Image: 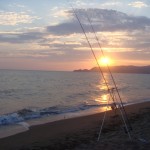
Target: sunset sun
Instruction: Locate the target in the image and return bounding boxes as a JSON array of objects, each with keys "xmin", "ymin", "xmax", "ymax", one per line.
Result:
[{"xmin": 99, "ymin": 57, "xmax": 111, "ymax": 66}]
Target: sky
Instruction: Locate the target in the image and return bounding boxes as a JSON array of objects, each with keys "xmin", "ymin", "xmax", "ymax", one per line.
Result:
[{"xmin": 0, "ymin": 0, "xmax": 150, "ymax": 71}]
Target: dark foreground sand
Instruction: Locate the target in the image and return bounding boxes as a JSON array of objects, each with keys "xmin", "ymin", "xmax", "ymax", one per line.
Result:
[{"xmin": 0, "ymin": 101, "xmax": 150, "ymax": 150}]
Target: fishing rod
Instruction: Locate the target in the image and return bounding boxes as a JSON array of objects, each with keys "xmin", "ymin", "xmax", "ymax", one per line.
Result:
[
  {"xmin": 70, "ymin": 5, "xmax": 132, "ymax": 140},
  {"xmin": 85, "ymin": 13, "xmax": 132, "ymax": 132},
  {"xmin": 84, "ymin": 11, "xmax": 132, "ymax": 139}
]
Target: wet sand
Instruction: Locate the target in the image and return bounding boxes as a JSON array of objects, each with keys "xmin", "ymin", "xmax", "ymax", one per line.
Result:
[{"xmin": 0, "ymin": 101, "xmax": 150, "ymax": 150}]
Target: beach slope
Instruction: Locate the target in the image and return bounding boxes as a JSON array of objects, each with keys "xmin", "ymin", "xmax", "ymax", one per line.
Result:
[{"xmin": 0, "ymin": 102, "xmax": 150, "ymax": 150}]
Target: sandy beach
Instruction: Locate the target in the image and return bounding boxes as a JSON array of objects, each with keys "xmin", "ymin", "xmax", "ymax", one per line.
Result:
[{"xmin": 0, "ymin": 101, "xmax": 150, "ymax": 150}]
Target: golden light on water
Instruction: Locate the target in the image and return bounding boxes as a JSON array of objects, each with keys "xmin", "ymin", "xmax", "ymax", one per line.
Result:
[
  {"xmin": 99, "ymin": 105, "xmax": 111, "ymax": 112},
  {"xmin": 95, "ymin": 94, "xmax": 112, "ymax": 112},
  {"xmin": 95, "ymin": 94, "xmax": 109, "ymax": 104},
  {"xmin": 95, "ymin": 73, "xmax": 113, "ymax": 112},
  {"xmin": 102, "ymin": 94, "xmax": 108, "ymax": 102}
]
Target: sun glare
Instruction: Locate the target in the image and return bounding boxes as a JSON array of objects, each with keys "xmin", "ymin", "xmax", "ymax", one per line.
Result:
[{"xmin": 99, "ymin": 57, "xmax": 111, "ymax": 66}]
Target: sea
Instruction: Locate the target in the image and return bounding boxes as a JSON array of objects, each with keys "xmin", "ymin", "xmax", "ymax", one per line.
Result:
[{"xmin": 0, "ymin": 69, "xmax": 150, "ymax": 138}]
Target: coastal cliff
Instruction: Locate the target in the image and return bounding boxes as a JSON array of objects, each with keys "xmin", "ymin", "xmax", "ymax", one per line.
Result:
[{"xmin": 74, "ymin": 66, "xmax": 150, "ymax": 74}]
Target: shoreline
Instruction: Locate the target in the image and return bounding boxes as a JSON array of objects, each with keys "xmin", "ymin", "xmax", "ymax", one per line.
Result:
[
  {"xmin": 0, "ymin": 101, "xmax": 150, "ymax": 149},
  {"xmin": 0, "ymin": 100, "xmax": 149, "ymax": 139}
]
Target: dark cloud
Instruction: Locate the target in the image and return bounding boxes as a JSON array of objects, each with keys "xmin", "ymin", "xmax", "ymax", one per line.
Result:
[
  {"xmin": 117, "ymin": 31, "xmax": 150, "ymax": 50},
  {"xmin": 47, "ymin": 9, "xmax": 150, "ymax": 35},
  {"xmin": 0, "ymin": 32, "xmax": 45, "ymax": 43},
  {"xmin": 47, "ymin": 21, "xmax": 83, "ymax": 35}
]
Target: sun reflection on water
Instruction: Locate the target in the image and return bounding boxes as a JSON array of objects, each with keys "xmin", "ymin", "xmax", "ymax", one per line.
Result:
[
  {"xmin": 94, "ymin": 73, "xmax": 113, "ymax": 112},
  {"xmin": 95, "ymin": 94, "xmax": 112, "ymax": 111},
  {"xmin": 100, "ymin": 105, "xmax": 112, "ymax": 112},
  {"xmin": 95, "ymin": 94, "xmax": 109, "ymax": 104}
]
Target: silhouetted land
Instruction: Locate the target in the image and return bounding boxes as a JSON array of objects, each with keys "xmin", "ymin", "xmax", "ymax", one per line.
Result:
[{"xmin": 74, "ymin": 66, "xmax": 150, "ymax": 74}]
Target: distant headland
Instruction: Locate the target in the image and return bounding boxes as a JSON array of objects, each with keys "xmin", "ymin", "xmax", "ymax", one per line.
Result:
[{"xmin": 73, "ymin": 66, "xmax": 150, "ymax": 74}]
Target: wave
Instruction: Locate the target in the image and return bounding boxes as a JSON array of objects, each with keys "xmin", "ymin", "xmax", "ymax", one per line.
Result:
[{"xmin": 0, "ymin": 103, "xmax": 107, "ymax": 126}]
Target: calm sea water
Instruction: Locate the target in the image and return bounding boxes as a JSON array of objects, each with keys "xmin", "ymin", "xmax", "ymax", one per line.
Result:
[{"xmin": 0, "ymin": 70, "xmax": 150, "ymax": 137}]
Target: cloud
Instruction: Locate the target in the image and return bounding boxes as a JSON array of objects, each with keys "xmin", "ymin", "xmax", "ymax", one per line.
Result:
[
  {"xmin": 128, "ymin": 1, "xmax": 148, "ymax": 8},
  {"xmin": 0, "ymin": 41, "xmax": 65, "ymax": 59},
  {"xmin": 47, "ymin": 21, "xmax": 84, "ymax": 35},
  {"xmin": 9, "ymin": 3, "xmax": 26, "ymax": 8},
  {"xmin": 122, "ymin": 30, "xmax": 150, "ymax": 50},
  {"xmin": 0, "ymin": 31, "xmax": 45, "ymax": 43},
  {"xmin": 2, "ymin": 9, "xmax": 150, "ymax": 48},
  {"xmin": 100, "ymin": 1, "xmax": 122, "ymax": 7},
  {"xmin": 72, "ymin": 0, "xmax": 87, "ymax": 7},
  {"xmin": 46, "ymin": 8, "xmax": 150, "ymax": 54},
  {"xmin": 50, "ymin": 7, "xmax": 69, "ymax": 18},
  {"xmin": 47, "ymin": 9, "xmax": 150, "ymax": 35},
  {"xmin": 1, "ymin": 8, "xmax": 150, "ymax": 62},
  {"xmin": 0, "ymin": 11, "xmax": 39, "ymax": 25}
]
